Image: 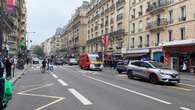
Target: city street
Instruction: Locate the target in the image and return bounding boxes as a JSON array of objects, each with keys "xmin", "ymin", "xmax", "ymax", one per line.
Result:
[{"xmin": 6, "ymin": 65, "xmax": 195, "ymax": 110}]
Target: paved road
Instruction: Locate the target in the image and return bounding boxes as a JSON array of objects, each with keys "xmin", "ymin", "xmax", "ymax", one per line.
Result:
[{"xmin": 6, "ymin": 65, "xmax": 195, "ymax": 110}]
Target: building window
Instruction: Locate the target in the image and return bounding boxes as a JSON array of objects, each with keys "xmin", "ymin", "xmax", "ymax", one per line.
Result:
[
  {"xmin": 180, "ymin": 27, "xmax": 185, "ymax": 40},
  {"xmin": 139, "ymin": 5, "xmax": 143, "ymax": 16},
  {"xmin": 133, "ymin": 9, "xmax": 135, "ymax": 17},
  {"xmin": 168, "ymin": 30, "xmax": 172, "ymax": 41},
  {"xmin": 156, "ymin": 32, "xmax": 160, "ymax": 46},
  {"xmin": 180, "ymin": 6, "xmax": 186, "ymax": 21},
  {"xmin": 110, "ymin": 26, "xmax": 114, "ymax": 32},
  {"xmin": 132, "ymin": 38, "xmax": 135, "ymax": 48},
  {"xmin": 146, "ymin": 35, "xmax": 149, "ymax": 47},
  {"xmin": 138, "ymin": 20, "xmax": 142, "ymax": 32},
  {"xmin": 139, "ymin": 36, "xmax": 142, "ymax": 48},
  {"xmin": 117, "ymin": 23, "xmax": 122, "ymax": 30},
  {"xmin": 132, "ymin": 23, "xmax": 135, "ymax": 33},
  {"xmin": 169, "ymin": 10, "xmax": 173, "ymax": 24}
]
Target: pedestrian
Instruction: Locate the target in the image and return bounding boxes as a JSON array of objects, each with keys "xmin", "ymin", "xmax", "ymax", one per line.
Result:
[
  {"xmin": 0, "ymin": 58, "xmax": 4, "ymax": 78},
  {"xmin": 5, "ymin": 57, "xmax": 12, "ymax": 79},
  {"xmin": 11, "ymin": 57, "xmax": 17, "ymax": 78}
]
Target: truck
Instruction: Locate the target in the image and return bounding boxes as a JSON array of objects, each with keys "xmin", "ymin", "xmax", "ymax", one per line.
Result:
[{"xmin": 79, "ymin": 53, "xmax": 103, "ymax": 71}]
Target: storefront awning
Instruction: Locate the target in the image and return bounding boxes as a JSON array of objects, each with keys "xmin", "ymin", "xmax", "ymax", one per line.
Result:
[
  {"xmin": 161, "ymin": 39, "xmax": 195, "ymax": 47},
  {"xmin": 126, "ymin": 48, "xmax": 150, "ymax": 54}
]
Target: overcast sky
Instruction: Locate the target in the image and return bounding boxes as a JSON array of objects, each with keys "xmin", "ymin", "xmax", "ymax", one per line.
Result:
[{"xmin": 26, "ymin": 0, "xmax": 89, "ymax": 46}]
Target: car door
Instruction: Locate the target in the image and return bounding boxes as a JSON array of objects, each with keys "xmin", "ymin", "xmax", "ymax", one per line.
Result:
[
  {"xmin": 140, "ymin": 62, "xmax": 153, "ymax": 78},
  {"xmin": 130, "ymin": 61, "xmax": 142, "ymax": 77}
]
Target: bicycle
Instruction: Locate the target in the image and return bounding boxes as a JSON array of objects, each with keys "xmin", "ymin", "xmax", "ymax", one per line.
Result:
[{"xmin": 40, "ymin": 66, "xmax": 46, "ymax": 73}]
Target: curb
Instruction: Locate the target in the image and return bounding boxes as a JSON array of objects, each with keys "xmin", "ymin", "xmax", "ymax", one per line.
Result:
[
  {"xmin": 11, "ymin": 69, "xmax": 27, "ymax": 85},
  {"xmin": 178, "ymin": 83, "xmax": 194, "ymax": 89}
]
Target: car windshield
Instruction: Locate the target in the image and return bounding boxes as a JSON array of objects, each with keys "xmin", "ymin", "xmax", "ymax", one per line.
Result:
[
  {"xmin": 149, "ymin": 61, "xmax": 170, "ymax": 69},
  {"xmin": 70, "ymin": 58, "xmax": 76, "ymax": 62}
]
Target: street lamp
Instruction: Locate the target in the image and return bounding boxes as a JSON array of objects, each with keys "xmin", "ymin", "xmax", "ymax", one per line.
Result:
[{"xmin": 25, "ymin": 32, "xmax": 36, "ymax": 49}]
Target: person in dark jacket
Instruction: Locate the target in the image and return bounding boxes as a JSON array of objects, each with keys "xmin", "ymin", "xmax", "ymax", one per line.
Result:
[
  {"xmin": 0, "ymin": 58, "xmax": 4, "ymax": 78},
  {"xmin": 5, "ymin": 58, "xmax": 12, "ymax": 79}
]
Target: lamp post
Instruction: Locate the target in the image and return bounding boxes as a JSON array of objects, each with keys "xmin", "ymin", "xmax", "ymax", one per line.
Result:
[{"xmin": 25, "ymin": 32, "xmax": 36, "ymax": 49}]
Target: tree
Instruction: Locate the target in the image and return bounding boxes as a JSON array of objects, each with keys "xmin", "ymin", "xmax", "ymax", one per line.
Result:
[{"xmin": 32, "ymin": 45, "xmax": 45, "ymax": 58}]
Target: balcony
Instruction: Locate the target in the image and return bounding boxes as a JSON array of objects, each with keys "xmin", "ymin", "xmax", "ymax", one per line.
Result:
[
  {"xmin": 178, "ymin": 16, "xmax": 186, "ymax": 22},
  {"xmin": 116, "ymin": 0, "xmax": 125, "ymax": 8},
  {"xmin": 146, "ymin": 18, "xmax": 168, "ymax": 31},
  {"xmin": 117, "ymin": 14, "xmax": 123, "ymax": 21},
  {"xmin": 146, "ymin": 0, "xmax": 168, "ymax": 15}
]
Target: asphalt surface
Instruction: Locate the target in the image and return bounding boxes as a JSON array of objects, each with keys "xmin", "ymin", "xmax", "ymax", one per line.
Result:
[{"xmin": 5, "ymin": 64, "xmax": 195, "ymax": 110}]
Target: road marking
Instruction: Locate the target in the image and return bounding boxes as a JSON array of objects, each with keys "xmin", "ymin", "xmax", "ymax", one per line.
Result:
[
  {"xmin": 17, "ymin": 84, "xmax": 65, "ymax": 110},
  {"xmin": 57, "ymin": 79, "xmax": 68, "ymax": 86},
  {"xmin": 51, "ymin": 74, "xmax": 58, "ymax": 79},
  {"xmin": 180, "ymin": 83, "xmax": 195, "ymax": 88},
  {"xmin": 68, "ymin": 88, "xmax": 93, "ymax": 105},
  {"xmin": 180, "ymin": 107, "xmax": 192, "ymax": 110},
  {"xmin": 167, "ymin": 86, "xmax": 192, "ymax": 92},
  {"xmin": 84, "ymin": 75, "xmax": 172, "ymax": 105},
  {"xmin": 36, "ymin": 97, "xmax": 64, "ymax": 110}
]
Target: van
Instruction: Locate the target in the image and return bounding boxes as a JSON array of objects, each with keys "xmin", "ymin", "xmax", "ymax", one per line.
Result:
[{"xmin": 79, "ymin": 53, "xmax": 103, "ymax": 71}]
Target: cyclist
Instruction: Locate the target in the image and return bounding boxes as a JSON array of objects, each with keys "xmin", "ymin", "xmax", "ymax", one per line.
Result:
[{"xmin": 41, "ymin": 59, "xmax": 47, "ymax": 73}]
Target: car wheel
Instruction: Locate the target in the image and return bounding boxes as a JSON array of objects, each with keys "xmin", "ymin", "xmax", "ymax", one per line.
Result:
[
  {"xmin": 150, "ymin": 74, "xmax": 158, "ymax": 84},
  {"xmin": 127, "ymin": 70, "xmax": 134, "ymax": 79}
]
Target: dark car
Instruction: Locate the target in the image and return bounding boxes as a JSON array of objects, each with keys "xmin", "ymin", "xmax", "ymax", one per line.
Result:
[
  {"xmin": 54, "ymin": 58, "xmax": 64, "ymax": 65},
  {"xmin": 116, "ymin": 60, "xmax": 129, "ymax": 74}
]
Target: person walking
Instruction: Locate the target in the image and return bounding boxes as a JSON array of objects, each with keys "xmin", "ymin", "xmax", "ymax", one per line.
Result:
[
  {"xmin": 5, "ymin": 58, "xmax": 12, "ymax": 79},
  {"xmin": 0, "ymin": 58, "xmax": 4, "ymax": 78}
]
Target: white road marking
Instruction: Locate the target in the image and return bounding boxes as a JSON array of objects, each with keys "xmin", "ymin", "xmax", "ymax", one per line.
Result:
[
  {"xmin": 180, "ymin": 107, "xmax": 192, "ymax": 110},
  {"xmin": 51, "ymin": 74, "xmax": 58, "ymax": 79},
  {"xmin": 17, "ymin": 84, "xmax": 65, "ymax": 110},
  {"xmin": 36, "ymin": 97, "xmax": 64, "ymax": 110},
  {"xmin": 57, "ymin": 79, "xmax": 68, "ymax": 86},
  {"xmin": 84, "ymin": 75, "xmax": 172, "ymax": 105},
  {"xmin": 68, "ymin": 88, "xmax": 93, "ymax": 105}
]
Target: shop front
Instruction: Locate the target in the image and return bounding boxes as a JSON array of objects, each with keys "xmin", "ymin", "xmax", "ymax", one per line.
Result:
[
  {"xmin": 124, "ymin": 48, "xmax": 150, "ymax": 60},
  {"xmin": 163, "ymin": 40, "xmax": 195, "ymax": 73}
]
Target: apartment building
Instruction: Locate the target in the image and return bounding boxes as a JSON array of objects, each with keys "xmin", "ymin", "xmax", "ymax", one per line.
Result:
[
  {"xmin": 86, "ymin": 0, "xmax": 130, "ymax": 56},
  {"xmin": 128, "ymin": 0, "xmax": 195, "ymax": 72},
  {"xmin": 60, "ymin": 1, "xmax": 89, "ymax": 57},
  {"xmin": 0, "ymin": 0, "xmax": 27, "ymax": 56}
]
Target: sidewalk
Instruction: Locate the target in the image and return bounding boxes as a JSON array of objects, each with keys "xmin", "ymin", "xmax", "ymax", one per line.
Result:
[{"xmin": 11, "ymin": 65, "xmax": 28, "ymax": 85}]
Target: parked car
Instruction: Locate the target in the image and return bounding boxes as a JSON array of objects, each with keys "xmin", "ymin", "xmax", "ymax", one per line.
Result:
[
  {"xmin": 116, "ymin": 60, "xmax": 129, "ymax": 74},
  {"xmin": 126, "ymin": 61, "xmax": 180, "ymax": 84},
  {"xmin": 32, "ymin": 58, "xmax": 39, "ymax": 64},
  {"xmin": 68, "ymin": 58, "xmax": 78, "ymax": 65}
]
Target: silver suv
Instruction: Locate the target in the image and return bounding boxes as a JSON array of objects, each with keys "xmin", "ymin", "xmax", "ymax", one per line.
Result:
[{"xmin": 126, "ymin": 61, "xmax": 180, "ymax": 84}]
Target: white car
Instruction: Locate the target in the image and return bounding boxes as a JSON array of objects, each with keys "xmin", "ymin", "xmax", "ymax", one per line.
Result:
[{"xmin": 126, "ymin": 61, "xmax": 180, "ymax": 84}]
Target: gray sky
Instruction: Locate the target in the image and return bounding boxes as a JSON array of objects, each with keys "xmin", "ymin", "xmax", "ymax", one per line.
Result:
[{"xmin": 26, "ymin": 0, "xmax": 88, "ymax": 46}]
